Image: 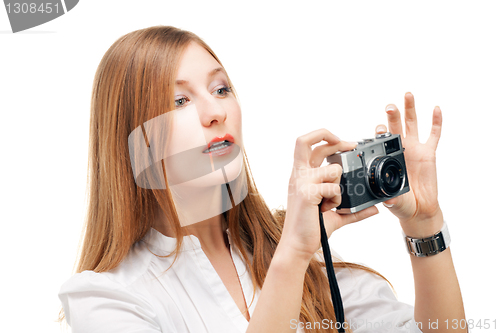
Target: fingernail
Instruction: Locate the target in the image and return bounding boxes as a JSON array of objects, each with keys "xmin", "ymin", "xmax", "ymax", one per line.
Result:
[
  {"xmin": 385, "ymin": 105, "xmax": 395, "ymax": 112},
  {"xmin": 376, "ymin": 125, "xmax": 385, "ymax": 133},
  {"xmin": 383, "ymin": 202, "xmax": 394, "ymax": 208}
]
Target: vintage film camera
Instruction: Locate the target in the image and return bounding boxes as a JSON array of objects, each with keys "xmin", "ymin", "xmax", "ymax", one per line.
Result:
[{"xmin": 326, "ymin": 132, "xmax": 410, "ymax": 214}]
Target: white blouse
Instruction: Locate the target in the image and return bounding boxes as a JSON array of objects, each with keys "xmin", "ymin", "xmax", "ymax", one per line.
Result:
[{"xmin": 58, "ymin": 227, "xmax": 423, "ymax": 333}]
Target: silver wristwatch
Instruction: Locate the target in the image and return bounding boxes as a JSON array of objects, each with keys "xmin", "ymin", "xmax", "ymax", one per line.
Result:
[{"xmin": 404, "ymin": 221, "xmax": 451, "ymax": 257}]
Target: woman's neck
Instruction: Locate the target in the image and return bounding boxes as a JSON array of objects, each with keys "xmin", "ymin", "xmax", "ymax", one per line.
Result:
[{"xmin": 153, "ymin": 183, "xmax": 230, "ymax": 255}]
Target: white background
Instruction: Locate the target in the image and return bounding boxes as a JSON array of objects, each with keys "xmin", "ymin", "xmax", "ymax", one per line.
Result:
[{"xmin": 1, "ymin": 1, "xmax": 499, "ymax": 332}]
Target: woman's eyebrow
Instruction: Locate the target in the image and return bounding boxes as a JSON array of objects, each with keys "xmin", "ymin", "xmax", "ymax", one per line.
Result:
[
  {"xmin": 175, "ymin": 67, "xmax": 226, "ymax": 86},
  {"xmin": 208, "ymin": 67, "xmax": 226, "ymax": 78}
]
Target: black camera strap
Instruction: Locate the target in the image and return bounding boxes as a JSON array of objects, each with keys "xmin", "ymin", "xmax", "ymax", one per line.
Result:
[{"xmin": 318, "ymin": 204, "xmax": 345, "ymax": 332}]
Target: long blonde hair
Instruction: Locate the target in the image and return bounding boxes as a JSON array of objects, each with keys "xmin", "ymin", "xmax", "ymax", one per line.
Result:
[{"xmin": 59, "ymin": 25, "xmax": 392, "ymax": 332}]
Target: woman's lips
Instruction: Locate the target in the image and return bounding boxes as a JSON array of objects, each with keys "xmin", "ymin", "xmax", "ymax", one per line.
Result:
[
  {"xmin": 202, "ymin": 133, "xmax": 235, "ymax": 156},
  {"xmin": 206, "ymin": 134, "xmax": 235, "ymax": 149},
  {"xmin": 202, "ymin": 141, "xmax": 234, "ymax": 156}
]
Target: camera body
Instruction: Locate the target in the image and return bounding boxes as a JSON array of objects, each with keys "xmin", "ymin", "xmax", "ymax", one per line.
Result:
[{"xmin": 326, "ymin": 132, "xmax": 410, "ymax": 214}]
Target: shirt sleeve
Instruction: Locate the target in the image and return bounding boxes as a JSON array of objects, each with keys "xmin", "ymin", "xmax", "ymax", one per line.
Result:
[
  {"xmin": 315, "ymin": 249, "xmax": 423, "ymax": 333},
  {"xmin": 58, "ymin": 270, "xmax": 161, "ymax": 333},
  {"xmin": 335, "ymin": 266, "xmax": 423, "ymax": 333}
]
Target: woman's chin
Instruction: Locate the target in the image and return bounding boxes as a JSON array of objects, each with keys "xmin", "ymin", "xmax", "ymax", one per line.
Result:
[{"xmin": 171, "ymin": 150, "xmax": 243, "ymax": 188}]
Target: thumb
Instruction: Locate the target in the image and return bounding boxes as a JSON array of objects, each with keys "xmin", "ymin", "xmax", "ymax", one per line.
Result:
[
  {"xmin": 323, "ymin": 206, "xmax": 379, "ymax": 238},
  {"xmin": 382, "ymin": 197, "xmax": 398, "ymax": 208},
  {"xmin": 382, "ymin": 195, "xmax": 409, "ymax": 219}
]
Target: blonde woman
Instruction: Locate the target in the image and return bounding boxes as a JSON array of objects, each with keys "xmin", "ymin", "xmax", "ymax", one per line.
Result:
[{"xmin": 58, "ymin": 26, "xmax": 466, "ymax": 333}]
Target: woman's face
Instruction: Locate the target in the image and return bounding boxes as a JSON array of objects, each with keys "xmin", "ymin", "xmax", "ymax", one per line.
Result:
[{"xmin": 162, "ymin": 42, "xmax": 244, "ymax": 188}]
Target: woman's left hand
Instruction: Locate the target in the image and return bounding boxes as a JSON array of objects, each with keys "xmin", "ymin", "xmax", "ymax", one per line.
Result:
[{"xmin": 376, "ymin": 92, "xmax": 444, "ymax": 238}]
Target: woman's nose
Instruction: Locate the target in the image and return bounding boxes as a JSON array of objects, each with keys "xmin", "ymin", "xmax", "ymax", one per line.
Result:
[{"xmin": 197, "ymin": 96, "xmax": 227, "ymax": 126}]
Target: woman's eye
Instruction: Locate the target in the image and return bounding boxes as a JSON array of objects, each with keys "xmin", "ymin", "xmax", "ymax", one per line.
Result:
[
  {"xmin": 213, "ymin": 86, "xmax": 232, "ymax": 96},
  {"xmin": 175, "ymin": 97, "xmax": 188, "ymax": 107}
]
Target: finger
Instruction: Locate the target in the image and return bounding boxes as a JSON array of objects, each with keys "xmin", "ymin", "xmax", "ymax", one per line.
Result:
[
  {"xmin": 382, "ymin": 197, "xmax": 398, "ymax": 208},
  {"xmin": 385, "ymin": 104, "xmax": 404, "ymax": 136},
  {"xmin": 310, "ymin": 141, "xmax": 357, "ymax": 168},
  {"xmin": 317, "ymin": 184, "xmax": 342, "ymax": 212},
  {"xmin": 294, "ymin": 129, "xmax": 342, "ymax": 168},
  {"xmin": 375, "ymin": 124, "xmax": 387, "ymax": 136},
  {"xmin": 334, "ymin": 205, "xmax": 379, "ymax": 230},
  {"xmin": 381, "ymin": 192, "xmax": 413, "ymax": 219},
  {"xmin": 320, "ymin": 197, "xmax": 341, "ymax": 212},
  {"xmin": 314, "ymin": 163, "xmax": 343, "ymax": 184},
  {"xmin": 404, "ymin": 92, "xmax": 419, "ymax": 140},
  {"xmin": 425, "ymin": 106, "xmax": 442, "ymax": 150},
  {"xmin": 313, "ymin": 183, "xmax": 342, "ymax": 208}
]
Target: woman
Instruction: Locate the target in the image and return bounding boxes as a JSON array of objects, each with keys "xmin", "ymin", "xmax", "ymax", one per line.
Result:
[{"xmin": 58, "ymin": 25, "xmax": 467, "ymax": 333}]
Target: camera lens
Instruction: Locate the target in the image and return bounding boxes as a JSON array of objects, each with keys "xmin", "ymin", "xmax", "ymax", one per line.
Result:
[
  {"xmin": 381, "ymin": 162, "xmax": 402, "ymax": 192},
  {"xmin": 367, "ymin": 156, "xmax": 405, "ymax": 198}
]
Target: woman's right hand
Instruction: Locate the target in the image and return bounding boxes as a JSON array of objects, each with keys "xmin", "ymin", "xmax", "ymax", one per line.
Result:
[{"xmin": 280, "ymin": 128, "xmax": 379, "ymax": 262}]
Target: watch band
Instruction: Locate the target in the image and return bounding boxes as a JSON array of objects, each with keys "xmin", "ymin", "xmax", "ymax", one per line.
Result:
[{"xmin": 404, "ymin": 221, "xmax": 451, "ymax": 257}]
